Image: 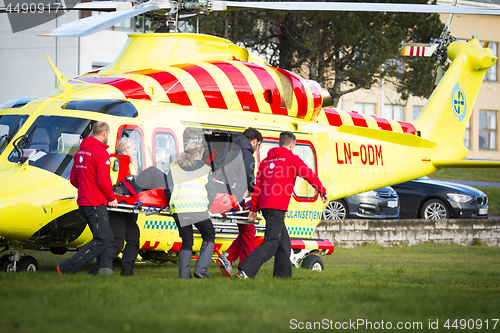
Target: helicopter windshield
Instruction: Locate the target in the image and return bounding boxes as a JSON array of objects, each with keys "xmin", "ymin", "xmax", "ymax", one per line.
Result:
[
  {"xmin": 0, "ymin": 114, "xmax": 29, "ymax": 154},
  {"xmin": 8, "ymin": 116, "xmax": 94, "ymax": 179}
]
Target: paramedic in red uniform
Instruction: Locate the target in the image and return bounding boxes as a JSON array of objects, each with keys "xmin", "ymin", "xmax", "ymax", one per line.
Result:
[
  {"xmin": 215, "ymin": 128, "xmax": 262, "ymax": 276},
  {"xmin": 237, "ymin": 131, "xmax": 328, "ymax": 279},
  {"xmin": 108, "ymin": 137, "xmax": 140, "ymax": 276},
  {"xmin": 57, "ymin": 121, "xmax": 118, "ymax": 275}
]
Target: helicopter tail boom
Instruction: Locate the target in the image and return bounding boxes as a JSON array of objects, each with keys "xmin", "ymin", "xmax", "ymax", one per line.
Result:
[{"xmin": 413, "ymin": 38, "xmax": 497, "ymax": 164}]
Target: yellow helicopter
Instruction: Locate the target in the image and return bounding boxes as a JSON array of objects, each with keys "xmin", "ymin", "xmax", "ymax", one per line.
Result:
[{"xmin": 0, "ymin": 1, "xmax": 499, "ymax": 272}]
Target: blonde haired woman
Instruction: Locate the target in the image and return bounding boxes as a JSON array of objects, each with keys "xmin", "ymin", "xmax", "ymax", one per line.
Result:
[
  {"xmin": 110, "ymin": 137, "xmax": 137, "ymax": 185},
  {"xmin": 165, "ymin": 140, "xmax": 216, "ymax": 279},
  {"xmin": 109, "ymin": 136, "xmax": 140, "ymax": 277}
]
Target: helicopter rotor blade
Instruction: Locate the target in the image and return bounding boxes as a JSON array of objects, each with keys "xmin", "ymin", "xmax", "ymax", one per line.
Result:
[
  {"xmin": 72, "ymin": 1, "xmax": 133, "ymax": 12},
  {"xmin": 220, "ymin": 1, "xmax": 500, "ymax": 15},
  {"xmin": 40, "ymin": 4, "xmax": 161, "ymax": 37},
  {"xmin": 0, "ymin": 1, "xmax": 131, "ymax": 13},
  {"xmin": 36, "ymin": 0, "xmax": 500, "ymax": 38},
  {"xmin": 400, "ymin": 43, "xmax": 437, "ymax": 57},
  {"xmin": 445, "ymin": 0, "xmax": 458, "ymax": 28}
]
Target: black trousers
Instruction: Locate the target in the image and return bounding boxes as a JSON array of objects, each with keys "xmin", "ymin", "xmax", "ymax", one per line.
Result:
[
  {"xmin": 174, "ymin": 214, "xmax": 216, "ymax": 249},
  {"xmin": 109, "ymin": 211, "xmax": 140, "ymax": 276},
  {"xmin": 238, "ymin": 209, "xmax": 292, "ymax": 278},
  {"xmin": 59, "ymin": 205, "xmax": 114, "ymax": 274}
]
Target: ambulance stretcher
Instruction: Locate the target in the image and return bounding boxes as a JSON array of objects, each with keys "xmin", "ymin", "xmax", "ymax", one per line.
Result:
[{"xmin": 108, "ymin": 188, "xmax": 334, "ymax": 270}]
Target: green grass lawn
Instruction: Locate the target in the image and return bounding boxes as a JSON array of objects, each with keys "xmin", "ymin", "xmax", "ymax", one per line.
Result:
[
  {"xmin": 1, "ymin": 244, "xmax": 500, "ymax": 333},
  {"xmin": 431, "ymin": 168, "xmax": 500, "ymax": 182}
]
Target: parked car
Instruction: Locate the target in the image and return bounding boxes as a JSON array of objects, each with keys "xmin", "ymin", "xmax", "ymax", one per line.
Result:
[
  {"xmin": 391, "ymin": 176, "xmax": 488, "ymax": 219},
  {"xmin": 322, "ymin": 186, "xmax": 399, "ymax": 220}
]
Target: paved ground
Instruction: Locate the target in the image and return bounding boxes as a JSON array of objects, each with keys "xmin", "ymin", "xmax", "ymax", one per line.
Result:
[{"xmin": 430, "ymin": 178, "xmax": 500, "ymax": 188}]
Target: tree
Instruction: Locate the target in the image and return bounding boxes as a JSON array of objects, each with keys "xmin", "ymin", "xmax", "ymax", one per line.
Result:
[{"xmin": 195, "ymin": 0, "xmax": 444, "ymax": 107}]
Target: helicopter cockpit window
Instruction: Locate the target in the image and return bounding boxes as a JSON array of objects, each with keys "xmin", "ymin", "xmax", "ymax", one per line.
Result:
[
  {"xmin": 0, "ymin": 98, "xmax": 37, "ymax": 110},
  {"xmin": 0, "ymin": 114, "xmax": 28, "ymax": 154},
  {"xmin": 154, "ymin": 132, "xmax": 177, "ymax": 174},
  {"xmin": 8, "ymin": 116, "xmax": 93, "ymax": 179},
  {"xmin": 120, "ymin": 128, "xmax": 144, "ymax": 173},
  {"xmin": 62, "ymin": 100, "xmax": 138, "ymax": 118}
]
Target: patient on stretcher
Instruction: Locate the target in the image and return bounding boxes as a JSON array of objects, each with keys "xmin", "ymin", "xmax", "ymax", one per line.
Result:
[{"xmin": 113, "ymin": 166, "xmax": 250, "ymax": 215}]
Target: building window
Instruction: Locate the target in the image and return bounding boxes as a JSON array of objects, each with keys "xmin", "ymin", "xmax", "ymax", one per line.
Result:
[
  {"xmin": 353, "ymin": 103, "xmax": 375, "ymax": 115},
  {"xmin": 91, "ymin": 12, "xmax": 134, "ymax": 31},
  {"xmin": 479, "ymin": 110, "xmax": 497, "ymax": 150},
  {"xmin": 384, "ymin": 104, "xmax": 404, "ymax": 121},
  {"xmin": 486, "ymin": 42, "xmax": 498, "ymax": 82},
  {"xmin": 464, "ymin": 119, "xmax": 471, "ymax": 149},
  {"xmin": 413, "ymin": 105, "xmax": 423, "ymax": 121}
]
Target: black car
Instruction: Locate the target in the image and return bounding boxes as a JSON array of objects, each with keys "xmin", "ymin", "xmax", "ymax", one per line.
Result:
[
  {"xmin": 392, "ymin": 176, "xmax": 488, "ymax": 219},
  {"xmin": 322, "ymin": 186, "xmax": 399, "ymax": 220}
]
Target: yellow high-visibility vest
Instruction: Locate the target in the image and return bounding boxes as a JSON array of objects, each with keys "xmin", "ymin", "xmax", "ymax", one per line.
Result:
[{"xmin": 169, "ymin": 163, "xmax": 211, "ymax": 214}]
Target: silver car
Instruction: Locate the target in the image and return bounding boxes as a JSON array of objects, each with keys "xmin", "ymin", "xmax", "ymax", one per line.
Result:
[{"xmin": 323, "ymin": 187, "xmax": 399, "ymax": 220}]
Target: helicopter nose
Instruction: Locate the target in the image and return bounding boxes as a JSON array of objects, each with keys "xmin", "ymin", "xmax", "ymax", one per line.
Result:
[{"xmin": 0, "ymin": 164, "xmax": 53, "ymax": 240}]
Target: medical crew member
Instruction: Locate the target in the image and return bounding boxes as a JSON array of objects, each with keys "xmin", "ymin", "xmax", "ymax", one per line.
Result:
[
  {"xmin": 238, "ymin": 132, "xmax": 328, "ymax": 279},
  {"xmin": 166, "ymin": 141, "xmax": 216, "ymax": 279},
  {"xmin": 109, "ymin": 137, "xmax": 140, "ymax": 277},
  {"xmin": 57, "ymin": 121, "xmax": 117, "ymax": 275},
  {"xmin": 215, "ymin": 128, "xmax": 262, "ymax": 276}
]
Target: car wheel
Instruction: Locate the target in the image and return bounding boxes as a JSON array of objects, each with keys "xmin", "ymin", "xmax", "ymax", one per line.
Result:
[
  {"xmin": 301, "ymin": 255, "xmax": 324, "ymax": 271},
  {"xmin": 420, "ymin": 199, "xmax": 450, "ymax": 219},
  {"xmin": 323, "ymin": 200, "xmax": 349, "ymax": 220}
]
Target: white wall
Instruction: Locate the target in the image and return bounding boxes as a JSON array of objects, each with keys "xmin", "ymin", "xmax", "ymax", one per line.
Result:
[{"xmin": 0, "ymin": 12, "xmax": 129, "ymax": 103}]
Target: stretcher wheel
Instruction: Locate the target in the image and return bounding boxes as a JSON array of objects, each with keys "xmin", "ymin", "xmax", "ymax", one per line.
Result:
[{"xmin": 300, "ymin": 255, "xmax": 324, "ymax": 271}]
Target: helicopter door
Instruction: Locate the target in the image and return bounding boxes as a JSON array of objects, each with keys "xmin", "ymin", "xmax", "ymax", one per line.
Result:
[{"xmin": 258, "ymin": 140, "xmax": 323, "ymax": 228}]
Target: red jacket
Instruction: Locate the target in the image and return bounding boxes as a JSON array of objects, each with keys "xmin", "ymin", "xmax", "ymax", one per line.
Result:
[
  {"xmin": 70, "ymin": 136, "xmax": 116, "ymax": 206},
  {"xmin": 250, "ymin": 147, "xmax": 326, "ymax": 212}
]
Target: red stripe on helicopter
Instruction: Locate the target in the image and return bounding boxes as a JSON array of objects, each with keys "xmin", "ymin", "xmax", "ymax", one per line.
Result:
[
  {"xmin": 246, "ymin": 63, "xmax": 288, "ymax": 115},
  {"xmin": 320, "ymin": 109, "xmax": 416, "ymax": 134},
  {"xmin": 73, "ymin": 76, "xmax": 151, "ymax": 100},
  {"xmin": 371, "ymin": 115, "xmax": 393, "ymax": 131},
  {"xmin": 141, "ymin": 241, "xmax": 160, "ymax": 250},
  {"xmin": 308, "ymin": 81, "xmax": 323, "ymax": 112},
  {"xmin": 168, "ymin": 242, "xmax": 183, "ymax": 252},
  {"xmin": 173, "ymin": 63, "xmax": 228, "ymax": 109},
  {"xmin": 323, "ymin": 109, "xmax": 343, "ymax": 127},
  {"xmin": 211, "ymin": 61, "xmax": 260, "ymax": 112},
  {"xmin": 130, "ymin": 69, "xmax": 192, "ymax": 106},
  {"xmin": 409, "ymin": 46, "xmax": 423, "ymax": 56},
  {"xmin": 399, "ymin": 122, "xmax": 417, "ymax": 134},
  {"xmin": 277, "ymin": 68, "xmax": 309, "ymax": 118},
  {"xmin": 317, "ymin": 239, "xmax": 335, "ymax": 255},
  {"xmin": 349, "ymin": 111, "xmax": 369, "ymax": 128}
]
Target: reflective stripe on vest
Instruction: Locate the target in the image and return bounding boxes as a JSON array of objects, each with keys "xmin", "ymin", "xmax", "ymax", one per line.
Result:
[{"xmin": 169, "ymin": 163, "xmax": 211, "ymax": 214}]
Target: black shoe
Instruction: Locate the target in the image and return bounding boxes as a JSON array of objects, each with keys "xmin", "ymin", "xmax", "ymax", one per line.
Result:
[{"xmin": 193, "ymin": 272, "xmax": 210, "ymax": 279}]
